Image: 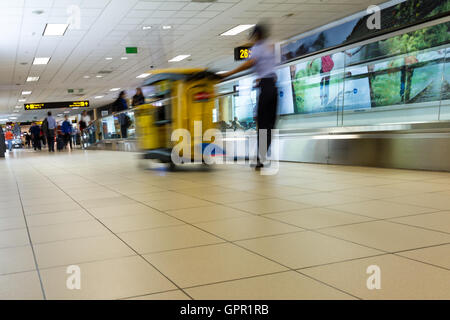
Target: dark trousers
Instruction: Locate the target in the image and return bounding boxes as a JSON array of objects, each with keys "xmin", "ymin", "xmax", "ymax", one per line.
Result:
[
  {"xmin": 47, "ymin": 129, "xmax": 55, "ymax": 152},
  {"xmin": 64, "ymin": 133, "xmax": 72, "ymax": 149},
  {"xmin": 33, "ymin": 137, "xmax": 41, "ymax": 150},
  {"xmin": 121, "ymin": 125, "xmax": 128, "ymax": 139},
  {"xmin": 257, "ymin": 77, "xmax": 278, "ymax": 164}
]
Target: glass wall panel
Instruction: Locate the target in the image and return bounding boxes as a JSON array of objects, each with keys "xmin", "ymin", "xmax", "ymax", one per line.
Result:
[{"xmin": 439, "ymin": 47, "xmax": 450, "ymax": 120}]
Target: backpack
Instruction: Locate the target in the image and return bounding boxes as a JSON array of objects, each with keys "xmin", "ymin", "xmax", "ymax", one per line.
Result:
[
  {"xmin": 125, "ymin": 114, "xmax": 132, "ymax": 128},
  {"xmin": 321, "ymin": 55, "xmax": 334, "ymax": 73},
  {"xmin": 41, "ymin": 118, "xmax": 49, "ymax": 134}
]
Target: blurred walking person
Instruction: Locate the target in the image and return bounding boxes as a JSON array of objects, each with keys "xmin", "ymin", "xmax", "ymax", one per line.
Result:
[
  {"xmin": 5, "ymin": 129, "xmax": 14, "ymax": 152},
  {"xmin": 132, "ymin": 88, "xmax": 145, "ymax": 107},
  {"xmin": 30, "ymin": 122, "xmax": 42, "ymax": 151},
  {"xmin": 221, "ymin": 23, "xmax": 278, "ymax": 170},
  {"xmin": 113, "ymin": 91, "xmax": 130, "ymax": 139},
  {"xmin": 61, "ymin": 115, "xmax": 73, "ymax": 150},
  {"xmin": 43, "ymin": 111, "xmax": 56, "ymax": 152}
]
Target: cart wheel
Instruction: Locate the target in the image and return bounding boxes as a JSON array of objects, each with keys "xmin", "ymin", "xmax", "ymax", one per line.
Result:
[{"xmin": 168, "ymin": 161, "xmax": 177, "ymax": 171}]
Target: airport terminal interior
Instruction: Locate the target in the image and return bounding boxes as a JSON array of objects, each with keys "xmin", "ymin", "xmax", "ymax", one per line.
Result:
[{"xmin": 1, "ymin": 0, "xmax": 450, "ymax": 301}]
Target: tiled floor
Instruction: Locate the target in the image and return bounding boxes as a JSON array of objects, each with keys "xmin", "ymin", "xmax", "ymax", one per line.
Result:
[{"xmin": 0, "ymin": 149, "xmax": 449, "ymax": 300}]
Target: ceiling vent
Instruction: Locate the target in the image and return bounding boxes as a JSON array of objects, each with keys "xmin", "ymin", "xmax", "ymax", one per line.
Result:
[{"xmin": 98, "ymin": 70, "xmax": 113, "ymax": 74}]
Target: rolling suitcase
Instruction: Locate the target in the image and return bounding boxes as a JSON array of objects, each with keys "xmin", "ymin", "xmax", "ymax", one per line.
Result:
[{"xmin": 57, "ymin": 136, "xmax": 65, "ymax": 151}]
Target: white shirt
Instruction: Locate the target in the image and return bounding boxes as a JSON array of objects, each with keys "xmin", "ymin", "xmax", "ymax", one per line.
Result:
[
  {"xmin": 80, "ymin": 115, "xmax": 91, "ymax": 123},
  {"xmin": 251, "ymin": 40, "xmax": 276, "ymax": 79}
]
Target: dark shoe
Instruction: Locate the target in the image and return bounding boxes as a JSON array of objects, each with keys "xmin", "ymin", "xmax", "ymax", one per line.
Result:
[{"xmin": 255, "ymin": 163, "xmax": 264, "ymax": 171}]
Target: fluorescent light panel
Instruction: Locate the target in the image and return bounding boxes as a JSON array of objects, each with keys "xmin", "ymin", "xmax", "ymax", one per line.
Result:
[
  {"xmin": 33, "ymin": 57, "xmax": 50, "ymax": 65},
  {"xmin": 110, "ymin": 88, "xmax": 120, "ymax": 91},
  {"xmin": 27, "ymin": 76, "xmax": 40, "ymax": 82},
  {"xmin": 43, "ymin": 23, "xmax": 69, "ymax": 36},
  {"xmin": 169, "ymin": 55, "xmax": 190, "ymax": 62},
  {"xmin": 95, "ymin": 96, "xmax": 104, "ymax": 99},
  {"xmin": 22, "ymin": 91, "xmax": 32, "ymax": 95},
  {"xmin": 136, "ymin": 73, "xmax": 151, "ymax": 78},
  {"xmin": 220, "ymin": 24, "xmax": 255, "ymax": 36}
]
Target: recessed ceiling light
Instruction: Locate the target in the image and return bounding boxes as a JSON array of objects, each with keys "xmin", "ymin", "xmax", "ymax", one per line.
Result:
[
  {"xmin": 22, "ymin": 91, "xmax": 32, "ymax": 95},
  {"xmin": 105, "ymin": 57, "xmax": 113, "ymax": 60},
  {"xmin": 26, "ymin": 76, "xmax": 40, "ymax": 82},
  {"xmin": 43, "ymin": 23, "xmax": 69, "ymax": 36},
  {"xmin": 142, "ymin": 26, "xmax": 152, "ymax": 30},
  {"xmin": 216, "ymin": 71, "xmax": 229, "ymax": 75},
  {"xmin": 169, "ymin": 55, "xmax": 190, "ymax": 62},
  {"xmin": 95, "ymin": 96, "xmax": 104, "ymax": 99},
  {"xmin": 18, "ymin": 99, "xmax": 26, "ymax": 102},
  {"xmin": 96, "ymin": 75, "xmax": 103, "ymax": 78},
  {"xmin": 15, "ymin": 106, "xmax": 22, "ymax": 109},
  {"xmin": 110, "ymin": 88, "xmax": 120, "ymax": 91},
  {"xmin": 83, "ymin": 75, "xmax": 90, "ymax": 79},
  {"xmin": 162, "ymin": 25, "xmax": 172, "ymax": 30},
  {"xmin": 33, "ymin": 57, "xmax": 50, "ymax": 65},
  {"xmin": 220, "ymin": 24, "xmax": 255, "ymax": 36},
  {"xmin": 121, "ymin": 57, "xmax": 128, "ymax": 60},
  {"xmin": 136, "ymin": 73, "xmax": 151, "ymax": 78}
]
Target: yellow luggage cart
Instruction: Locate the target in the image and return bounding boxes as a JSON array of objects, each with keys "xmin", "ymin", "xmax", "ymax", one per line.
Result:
[{"xmin": 135, "ymin": 68, "xmax": 223, "ymax": 169}]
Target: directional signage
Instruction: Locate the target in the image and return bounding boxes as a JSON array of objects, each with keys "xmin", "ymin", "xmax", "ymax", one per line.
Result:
[{"xmin": 24, "ymin": 101, "xmax": 90, "ymax": 111}]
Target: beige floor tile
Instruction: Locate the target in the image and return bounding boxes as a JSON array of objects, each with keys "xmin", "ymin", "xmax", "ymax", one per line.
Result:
[
  {"xmin": 331, "ymin": 186, "xmax": 419, "ymax": 200},
  {"xmin": 144, "ymin": 243, "xmax": 286, "ymax": 288},
  {"xmin": 0, "ymin": 271, "xmax": 43, "ymax": 300},
  {"xmin": 237, "ymin": 231, "xmax": 381, "ymax": 269},
  {"xmin": 0, "ymin": 246, "xmax": 36, "ymax": 275},
  {"xmin": 194, "ymin": 216, "xmax": 302, "ymax": 241},
  {"xmin": 79, "ymin": 196, "xmax": 138, "ymax": 209},
  {"xmin": 0, "ymin": 215, "xmax": 26, "ymax": 231},
  {"xmin": 284, "ymin": 193, "xmax": 366, "ymax": 207},
  {"xmin": 320, "ymin": 221, "xmax": 450, "ymax": 252},
  {"xmin": 198, "ymin": 192, "xmax": 268, "ymax": 204},
  {"xmin": 88, "ymin": 203, "xmax": 161, "ymax": 219},
  {"xmin": 145, "ymin": 197, "xmax": 213, "ymax": 211},
  {"xmin": 229, "ymin": 198, "xmax": 309, "ymax": 215},
  {"xmin": 29, "ymin": 220, "xmax": 110, "ymax": 244},
  {"xmin": 397, "ymin": 244, "xmax": 450, "ymax": 269},
  {"xmin": 0, "ymin": 228, "xmax": 30, "ymax": 249},
  {"xmin": 119, "ymin": 224, "xmax": 223, "ymax": 254},
  {"xmin": 389, "ymin": 212, "xmax": 450, "ymax": 233},
  {"xmin": 251, "ymin": 185, "xmax": 317, "ymax": 197},
  {"xmin": 186, "ymin": 271, "xmax": 355, "ymax": 300},
  {"xmin": 21, "ymin": 195, "xmax": 74, "ymax": 207},
  {"xmin": 129, "ymin": 191, "xmax": 182, "ymax": 202},
  {"xmin": 40, "ymin": 256, "xmax": 175, "ymax": 300},
  {"xmin": 302, "ymin": 254, "xmax": 450, "ymax": 299},
  {"xmin": 70, "ymin": 190, "xmax": 122, "ymax": 201},
  {"xmin": 34, "ymin": 234, "xmax": 135, "ymax": 268},
  {"xmin": 328, "ymin": 200, "xmax": 436, "ymax": 219},
  {"xmin": 266, "ymin": 207, "xmax": 373, "ymax": 229},
  {"xmin": 23, "ymin": 202, "xmax": 82, "ymax": 216},
  {"xmin": 125, "ymin": 290, "xmax": 191, "ymax": 300},
  {"xmin": 177, "ymin": 186, "xmax": 235, "ymax": 197},
  {"xmin": 386, "ymin": 193, "xmax": 450, "ymax": 211},
  {"xmin": 25, "ymin": 210, "xmax": 93, "ymax": 227},
  {"xmin": 166, "ymin": 205, "xmax": 250, "ymax": 223},
  {"xmin": 0, "ymin": 206, "xmax": 23, "ymax": 218},
  {"xmin": 100, "ymin": 213, "xmax": 183, "ymax": 233}
]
